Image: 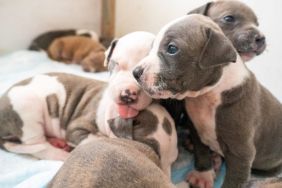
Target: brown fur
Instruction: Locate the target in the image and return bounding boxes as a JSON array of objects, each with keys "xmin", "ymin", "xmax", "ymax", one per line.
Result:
[
  {"xmin": 49, "ymin": 138, "xmax": 175, "ymax": 188},
  {"xmin": 48, "ymin": 36, "xmax": 107, "ymax": 72}
]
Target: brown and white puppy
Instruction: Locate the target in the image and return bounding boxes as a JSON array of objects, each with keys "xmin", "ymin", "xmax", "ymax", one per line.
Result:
[
  {"xmin": 49, "ymin": 137, "xmax": 176, "ymax": 188},
  {"xmin": 48, "ymin": 36, "xmax": 106, "ymax": 72},
  {"xmin": 29, "ymin": 29, "xmax": 99, "ymax": 51},
  {"xmin": 133, "ymin": 14, "xmax": 282, "ymax": 188},
  {"xmin": 188, "ymin": 0, "xmax": 266, "ymax": 62}
]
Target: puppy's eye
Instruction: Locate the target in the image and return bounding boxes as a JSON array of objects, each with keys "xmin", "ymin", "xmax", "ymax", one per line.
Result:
[
  {"xmin": 223, "ymin": 15, "xmax": 235, "ymax": 23},
  {"xmin": 166, "ymin": 44, "xmax": 179, "ymax": 55}
]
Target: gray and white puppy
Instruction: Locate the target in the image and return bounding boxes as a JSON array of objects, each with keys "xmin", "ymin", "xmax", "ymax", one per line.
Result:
[
  {"xmin": 0, "ymin": 31, "xmax": 153, "ymax": 160},
  {"xmin": 49, "ymin": 137, "xmax": 175, "ymax": 188},
  {"xmin": 0, "ymin": 31, "xmax": 178, "ymax": 177},
  {"xmin": 161, "ymin": 0, "xmax": 267, "ymax": 186},
  {"xmin": 133, "ymin": 14, "xmax": 282, "ymax": 188},
  {"xmin": 188, "ymin": 0, "xmax": 266, "ymax": 62}
]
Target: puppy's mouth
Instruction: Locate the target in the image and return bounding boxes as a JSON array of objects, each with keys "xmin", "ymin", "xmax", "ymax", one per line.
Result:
[
  {"xmin": 237, "ymin": 42, "xmax": 266, "ymax": 62},
  {"xmin": 117, "ymin": 104, "xmax": 139, "ymax": 119},
  {"xmin": 239, "ymin": 47, "xmax": 265, "ymax": 62}
]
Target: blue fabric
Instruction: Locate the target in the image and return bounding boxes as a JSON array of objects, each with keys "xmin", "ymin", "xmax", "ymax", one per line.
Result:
[{"xmin": 171, "ymin": 145, "xmax": 226, "ymax": 188}]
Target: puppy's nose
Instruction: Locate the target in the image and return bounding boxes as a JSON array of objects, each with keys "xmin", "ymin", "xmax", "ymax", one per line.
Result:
[
  {"xmin": 255, "ymin": 35, "xmax": 266, "ymax": 47},
  {"xmin": 120, "ymin": 89, "xmax": 138, "ymax": 104},
  {"xmin": 133, "ymin": 66, "xmax": 144, "ymax": 80}
]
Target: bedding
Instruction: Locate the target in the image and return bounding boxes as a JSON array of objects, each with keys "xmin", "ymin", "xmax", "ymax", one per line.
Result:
[{"xmin": 0, "ymin": 50, "xmax": 227, "ymax": 188}]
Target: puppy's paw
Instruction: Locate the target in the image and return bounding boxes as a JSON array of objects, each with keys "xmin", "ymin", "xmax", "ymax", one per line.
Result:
[
  {"xmin": 187, "ymin": 169, "xmax": 215, "ymax": 188},
  {"xmin": 47, "ymin": 137, "xmax": 71, "ymax": 152},
  {"xmin": 212, "ymin": 152, "xmax": 222, "ymax": 174}
]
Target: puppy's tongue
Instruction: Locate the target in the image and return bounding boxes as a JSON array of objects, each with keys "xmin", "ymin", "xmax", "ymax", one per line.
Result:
[{"xmin": 118, "ymin": 105, "xmax": 139, "ymax": 119}]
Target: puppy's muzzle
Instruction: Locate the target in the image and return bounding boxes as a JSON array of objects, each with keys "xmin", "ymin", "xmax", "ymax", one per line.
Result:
[
  {"xmin": 133, "ymin": 66, "xmax": 144, "ymax": 81},
  {"xmin": 254, "ymin": 34, "xmax": 266, "ymax": 52},
  {"xmin": 120, "ymin": 89, "xmax": 139, "ymax": 104}
]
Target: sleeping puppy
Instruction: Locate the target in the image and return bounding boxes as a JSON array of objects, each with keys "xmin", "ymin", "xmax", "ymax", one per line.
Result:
[
  {"xmin": 188, "ymin": 0, "xmax": 266, "ymax": 62},
  {"xmin": 0, "ymin": 73, "xmax": 105, "ymax": 161},
  {"xmin": 49, "ymin": 103, "xmax": 177, "ymax": 188},
  {"xmin": 48, "ymin": 36, "xmax": 106, "ymax": 72},
  {"xmin": 29, "ymin": 29, "xmax": 98, "ymax": 51},
  {"xmin": 49, "ymin": 138, "xmax": 175, "ymax": 188},
  {"xmin": 0, "ymin": 31, "xmax": 160, "ymax": 160},
  {"xmin": 133, "ymin": 14, "xmax": 282, "ymax": 188}
]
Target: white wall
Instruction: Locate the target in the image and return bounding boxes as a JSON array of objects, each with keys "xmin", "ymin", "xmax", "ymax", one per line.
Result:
[
  {"xmin": 0, "ymin": 0, "xmax": 101, "ymax": 53},
  {"xmin": 116, "ymin": 0, "xmax": 282, "ymax": 101}
]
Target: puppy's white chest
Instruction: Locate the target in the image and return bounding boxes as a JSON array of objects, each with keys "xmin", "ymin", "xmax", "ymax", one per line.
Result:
[{"xmin": 185, "ymin": 95, "xmax": 223, "ymax": 155}]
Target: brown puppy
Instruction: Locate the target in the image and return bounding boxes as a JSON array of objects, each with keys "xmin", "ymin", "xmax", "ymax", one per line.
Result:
[
  {"xmin": 29, "ymin": 29, "xmax": 98, "ymax": 51},
  {"xmin": 133, "ymin": 14, "xmax": 282, "ymax": 188},
  {"xmin": 188, "ymin": 0, "xmax": 266, "ymax": 62},
  {"xmin": 48, "ymin": 36, "xmax": 106, "ymax": 72},
  {"xmin": 49, "ymin": 138, "xmax": 175, "ymax": 188}
]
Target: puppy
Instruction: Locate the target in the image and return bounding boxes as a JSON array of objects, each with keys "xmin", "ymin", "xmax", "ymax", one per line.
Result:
[
  {"xmin": 48, "ymin": 36, "xmax": 106, "ymax": 72},
  {"xmin": 133, "ymin": 14, "xmax": 282, "ymax": 188},
  {"xmin": 0, "ymin": 32, "xmax": 178, "ymax": 175},
  {"xmin": 49, "ymin": 137, "xmax": 175, "ymax": 188},
  {"xmin": 0, "ymin": 73, "xmax": 106, "ymax": 161},
  {"xmin": 29, "ymin": 29, "xmax": 98, "ymax": 51},
  {"xmin": 188, "ymin": 0, "xmax": 266, "ymax": 62},
  {"xmin": 161, "ymin": 0, "xmax": 267, "ymax": 185}
]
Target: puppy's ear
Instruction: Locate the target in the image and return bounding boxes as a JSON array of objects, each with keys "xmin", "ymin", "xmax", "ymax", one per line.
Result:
[
  {"xmin": 108, "ymin": 118, "xmax": 133, "ymax": 139},
  {"xmin": 187, "ymin": 2, "xmax": 213, "ymax": 15},
  {"xmin": 199, "ymin": 28, "xmax": 237, "ymax": 69},
  {"xmin": 103, "ymin": 39, "xmax": 118, "ymax": 67}
]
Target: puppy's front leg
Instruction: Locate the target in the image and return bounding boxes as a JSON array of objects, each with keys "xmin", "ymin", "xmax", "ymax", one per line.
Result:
[
  {"xmin": 66, "ymin": 117, "xmax": 101, "ymax": 146},
  {"xmin": 186, "ymin": 118, "xmax": 214, "ymax": 188},
  {"xmin": 220, "ymin": 141, "xmax": 255, "ymax": 188},
  {"xmin": 4, "ymin": 141, "xmax": 70, "ymax": 161}
]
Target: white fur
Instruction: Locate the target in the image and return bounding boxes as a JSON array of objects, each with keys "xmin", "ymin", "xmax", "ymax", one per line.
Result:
[
  {"xmin": 96, "ymin": 32, "xmax": 178, "ymax": 176},
  {"xmin": 96, "ymin": 31, "xmax": 155, "ymax": 136},
  {"xmin": 76, "ymin": 29, "xmax": 99, "ymax": 41},
  {"xmin": 6, "ymin": 74, "xmax": 68, "ymax": 160},
  {"xmin": 147, "ymin": 103, "xmax": 178, "ymax": 177}
]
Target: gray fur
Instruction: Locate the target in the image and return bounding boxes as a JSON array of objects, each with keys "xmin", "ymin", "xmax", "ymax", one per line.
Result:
[
  {"xmin": 154, "ymin": 16, "xmax": 236, "ymax": 94},
  {"xmin": 188, "ymin": 0, "xmax": 266, "ymax": 60},
  {"xmin": 46, "ymin": 94, "xmax": 59, "ymax": 118},
  {"xmin": 0, "ymin": 96, "xmax": 23, "ymax": 146},
  {"xmin": 217, "ymin": 73, "xmax": 282, "ymax": 187},
  {"xmin": 162, "ymin": 117, "xmax": 172, "ymax": 135},
  {"xmin": 135, "ymin": 14, "xmax": 282, "ymax": 188}
]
